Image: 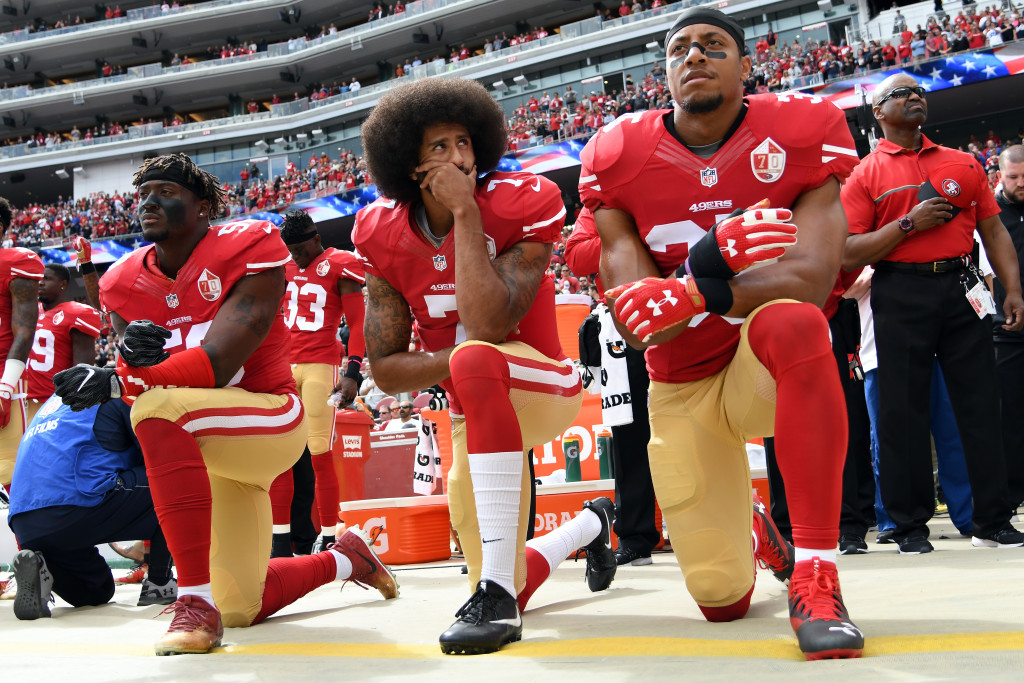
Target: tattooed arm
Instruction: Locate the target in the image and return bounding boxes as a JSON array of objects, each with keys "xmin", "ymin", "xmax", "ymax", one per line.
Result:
[
  {"xmin": 8, "ymin": 277, "xmax": 40, "ymax": 363},
  {"xmin": 364, "ymin": 273, "xmax": 454, "ymax": 395}
]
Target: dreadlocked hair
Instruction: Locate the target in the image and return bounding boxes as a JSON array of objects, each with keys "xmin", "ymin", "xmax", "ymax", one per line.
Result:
[
  {"xmin": 280, "ymin": 209, "xmax": 317, "ymax": 243},
  {"xmin": 132, "ymin": 152, "xmax": 226, "ymax": 218},
  {"xmin": 0, "ymin": 197, "xmax": 13, "ymax": 232},
  {"xmin": 361, "ymin": 77, "xmax": 508, "ymax": 205}
]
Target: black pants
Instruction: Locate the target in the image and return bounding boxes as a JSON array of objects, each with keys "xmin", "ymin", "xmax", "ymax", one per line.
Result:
[
  {"xmin": 764, "ymin": 301, "xmax": 874, "ymax": 541},
  {"xmin": 611, "ymin": 345, "xmax": 660, "ymax": 554},
  {"xmin": 830, "ymin": 299, "xmax": 875, "ymax": 538},
  {"xmin": 995, "ymin": 341, "xmax": 1024, "ymax": 508},
  {"xmin": 10, "ymin": 486, "xmax": 170, "ymax": 607},
  {"xmin": 873, "ymin": 266, "xmax": 1011, "ymax": 540}
]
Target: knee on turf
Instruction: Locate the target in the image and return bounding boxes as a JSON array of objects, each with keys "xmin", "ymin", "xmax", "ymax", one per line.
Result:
[
  {"xmin": 749, "ymin": 302, "xmax": 830, "ymax": 371},
  {"xmin": 674, "ymin": 529, "xmax": 753, "ymax": 606}
]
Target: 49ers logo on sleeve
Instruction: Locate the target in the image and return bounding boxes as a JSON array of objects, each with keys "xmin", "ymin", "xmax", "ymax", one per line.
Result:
[
  {"xmin": 52, "ymin": 310, "xmax": 64, "ymax": 325},
  {"xmin": 197, "ymin": 268, "xmax": 223, "ymax": 302},
  {"xmin": 751, "ymin": 138, "xmax": 786, "ymax": 183},
  {"xmin": 316, "ymin": 260, "xmax": 331, "ymax": 277}
]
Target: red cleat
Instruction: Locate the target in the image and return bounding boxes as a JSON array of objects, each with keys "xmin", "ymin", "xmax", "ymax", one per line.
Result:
[
  {"xmin": 752, "ymin": 493, "xmax": 794, "ymax": 583},
  {"xmin": 155, "ymin": 595, "xmax": 224, "ymax": 656},
  {"xmin": 332, "ymin": 525, "xmax": 399, "ymax": 600}
]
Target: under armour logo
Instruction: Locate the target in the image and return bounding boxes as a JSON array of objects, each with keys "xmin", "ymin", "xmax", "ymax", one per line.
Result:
[
  {"xmin": 829, "ymin": 622, "xmax": 864, "ymax": 638},
  {"xmin": 646, "ymin": 291, "xmax": 678, "ymax": 316},
  {"xmin": 721, "ymin": 239, "xmax": 738, "ymax": 258}
]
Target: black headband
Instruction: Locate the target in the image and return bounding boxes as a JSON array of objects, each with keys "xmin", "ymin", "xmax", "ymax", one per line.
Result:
[
  {"xmin": 665, "ymin": 7, "xmax": 745, "ymax": 53},
  {"xmin": 137, "ymin": 164, "xmax": 207, "ymax": 200},
  {"xmin": 281, "ymin": 228, "xmax": 319, "ymax": 245}
]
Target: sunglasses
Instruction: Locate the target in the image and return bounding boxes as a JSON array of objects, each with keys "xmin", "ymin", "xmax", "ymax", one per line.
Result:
[{"xmin": 877, "ymin": 85, "xmax": 926, "ymax": 106}]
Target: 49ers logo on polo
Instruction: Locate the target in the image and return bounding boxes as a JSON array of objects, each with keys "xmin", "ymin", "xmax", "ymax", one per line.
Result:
[
  {"xmin": 316, "ymin": 260, "xmax": 331, "ymax": 277},
  {"xmin": 647, "ymin": 291, "xmax": 679, "ymax": 316},
  {"xmin": 197, "ymin": 268, "xmax": 222, "ymax": 302},
  {"xmin": 751, "ymin": 138, "xmax": 786, "ymax": 183},
  {"xmin": 942, "ymin": 179, "xmax": 961, "ymax": 197}
]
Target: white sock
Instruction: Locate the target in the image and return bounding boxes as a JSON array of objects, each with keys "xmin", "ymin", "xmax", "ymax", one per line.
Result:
[
  {"xmin": 795, "ymin": 547, "xmax": 837, "ymax": 564},
  {"xmin": 272, "ymin": 525, "xmax": 290, "ymax": 534},
  {"xmin": 177, "ymin": 583, "xmax": 214, "ymax": 605},
  {"xmin": 468, "ymin": 450, "xmax": 522, "ymax": 597},
  {"xmin": 321, "ymin": 525, "xmax": 337, "ymax": 538},
  {"xmin": 751, "ymin": 530, "xmax": 759, "ymax": 555},
  {"xmin": 526, "ymin": 507, "xmax": 602, "ymax": 572},
  {"xmin": 329, "ymin": 546, "xmax": 354, "ymax": 580}
]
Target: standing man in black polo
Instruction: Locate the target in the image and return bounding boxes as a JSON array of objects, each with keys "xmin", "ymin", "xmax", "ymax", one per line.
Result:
[
  {"xmin": 990, "ymin": 144, "xmax": 1024, "ymax": 511},
  {"xmin": 841, "ymin": 73, "xmax": 1024, "ymax": 554}
]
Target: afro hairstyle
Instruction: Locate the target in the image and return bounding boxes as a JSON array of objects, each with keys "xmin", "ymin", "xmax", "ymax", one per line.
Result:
[
  {"xmin": 361, "ymin": 77, "xmax": 508, "ymax": 205},
  {"xmin": 279, "ymin": 209, "xmax": 317, "ymax": 244}
]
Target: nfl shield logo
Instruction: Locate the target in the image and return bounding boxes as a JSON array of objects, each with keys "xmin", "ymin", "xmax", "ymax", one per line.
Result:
[
  {"xmin": 166, "ymin": 294, "xmax": 180, "ymax": 308},
  {"xmin": 700, "ymin": 167, "xmax": 718, "ymax": 187},
  {"xmin": 751, "ymin": 137, "xmax": 786, "ymax": 183},
  {"xmin": 433, "ymin": 254, "xmax": 447, "ymax": 271},
  {"xmin": 197, "ymin": 269, "xmax": 222, "ymax": 302}
]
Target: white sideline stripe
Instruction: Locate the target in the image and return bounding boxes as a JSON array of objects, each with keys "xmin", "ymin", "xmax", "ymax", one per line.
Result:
[
  {"xmin": 74, "ymin": 317, "xmax": 101, "ymax": 333},
  {"xmin": 181, "ymin": 394, "xmax": 302, "ymax": 434},
  {"xmin": 523, "ymin": 206, "xmax": 567, "ymax": 233},
  {"xmin": 247, "ymin": 256, "xmax": 291, "ymax": 269},
  {"xmin": 508, "ymin": 360, "xmax": 580, "ymax": 388},
  {"xmin": 821, "ymin": 143, "xmax": 858, "ymax": 156}
]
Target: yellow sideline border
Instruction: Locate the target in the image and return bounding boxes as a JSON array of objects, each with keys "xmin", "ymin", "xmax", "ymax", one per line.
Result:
[{"xmin": 1, "ymin": 633, "xmax": 1022, "ymax": 659}]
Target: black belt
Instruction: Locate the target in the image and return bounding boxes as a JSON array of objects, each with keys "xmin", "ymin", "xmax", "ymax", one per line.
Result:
[{"xmin": 876, "ymin": 256, "xmax": 970, "ymax": 274}]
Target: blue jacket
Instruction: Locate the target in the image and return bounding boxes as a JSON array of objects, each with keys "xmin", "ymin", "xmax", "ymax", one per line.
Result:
[{"xmin": 9, "ymin": 396, "xmax": 145, "ymax": 518}]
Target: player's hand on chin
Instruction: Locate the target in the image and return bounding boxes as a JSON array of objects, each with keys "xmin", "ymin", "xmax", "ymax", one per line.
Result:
[{"xmin": 417, "ymin": 162, "xmax": 477, "ymax": 213}]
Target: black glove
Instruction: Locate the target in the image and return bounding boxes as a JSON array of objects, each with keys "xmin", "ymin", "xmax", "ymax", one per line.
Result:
[
  {"xmin": 118, "ymin": 320, "xmax": 172, "ymax": 367},
  {"xmin": 53, "ymin": 364, "xmax": 122, "ymax": 411}
]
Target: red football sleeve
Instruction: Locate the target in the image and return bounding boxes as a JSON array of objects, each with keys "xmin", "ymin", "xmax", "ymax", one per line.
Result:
[
  {"xmin": 564, "ymin": 208, "xmax": 601, "ymax": 276},
  {"xmin": 116, "ymin": 346, "xmax": 216, "ymax": 399},
  {"xmin": 341, "ymin": 291, "xmax": 366, "ymax": 359}
]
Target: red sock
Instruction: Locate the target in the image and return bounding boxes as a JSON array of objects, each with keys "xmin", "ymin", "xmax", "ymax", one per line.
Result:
[
  {"xmin": 251, "ymin": 551, "xmax": 337, "ymax": 624},
  {"xmin": 449, "ymin": 344, "xmax": 521, "ymax": 453},
  {"xmin": 311, "ymin": 450, "xmax": 339, "ymax": 531},
  {"xmin": 517, "ymin": 547, "xmax": 551, "ymax": 612},
  {"xmin": 698, "ymin": 585, "xmax": 754, "ymax": 622},
  {"xmin": 748, "ymin": 303, "xmax": 845, "ymax": 550},
  {"xmin": 135, "ymin": 418, "xmax": 212, "ymax": 587},
  {"xmin": 269, "ymin": 470, "xmax": 293, "ymax": 526}
]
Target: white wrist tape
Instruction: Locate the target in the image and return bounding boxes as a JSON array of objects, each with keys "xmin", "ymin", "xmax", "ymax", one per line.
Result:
[{"xmin": 1, "ymin": 359, "xmax": 25, "ymax": 388}]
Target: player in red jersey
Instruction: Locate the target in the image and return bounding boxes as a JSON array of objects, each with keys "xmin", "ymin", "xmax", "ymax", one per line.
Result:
[
  {"xmin": 0, "ymin": 196, "xmax": 44, "ymax": 490},
  {"xmin": 23, "ymin": 263, "xmax": 102, "ymax": 423},
  {"xmin": 580, "ymin": 7, "xmax": 864, "ymax": 660},
  {"xmin": 355, "ymin": 78, "xmax": 615, "ymax": 654},
  {"xmin": 53, "ymin": 154, "xmax": 397, "ymax": 655},
  {"xmin": 270, "ymin": 210, "xmax": 366, "ymax": 556}
]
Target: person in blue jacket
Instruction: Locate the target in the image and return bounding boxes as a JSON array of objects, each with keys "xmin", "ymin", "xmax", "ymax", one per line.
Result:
[{"xmin": 6, "ymin": 395, "xmax": 174, "ymax": 620}]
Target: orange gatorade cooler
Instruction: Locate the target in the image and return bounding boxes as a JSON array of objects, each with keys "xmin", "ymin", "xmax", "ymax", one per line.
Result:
[
  {"xmin": 554, "ymin": 294, "xmax": 593, "ymax": 362},
  {"xmin": 339, "ymin": 495, "xmax": 452, "ymax": 565}
]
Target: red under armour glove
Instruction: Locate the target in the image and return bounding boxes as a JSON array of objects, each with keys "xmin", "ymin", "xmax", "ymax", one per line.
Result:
[
  {"xmin": 607, "ymin": 276, "xmax": 707, "ymax": 343},
  {"xmin": 0, "ymin": 383, "xmax": 14, "ymax": 428},
  {"xmin": 682, "ymin": 200, "xmax": 796, "ymax": 280},
  {"xmin": 72, "ymin": 236, "xmax": 92, "ymax": 265}
]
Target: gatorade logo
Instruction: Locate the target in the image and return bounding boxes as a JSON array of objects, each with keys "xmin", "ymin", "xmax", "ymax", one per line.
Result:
[
  {"xmin": 343, "ymin": 435, "xmax": 362, "ymax": 450},
  {"xmin": 362, "ymin": 516, "xmax": 390, "ymax": 554}
]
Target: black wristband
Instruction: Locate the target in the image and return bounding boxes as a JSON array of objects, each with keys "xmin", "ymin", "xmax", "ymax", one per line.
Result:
[
  {"xmin": 344, "ymin": 358, "xmax": 363, "ymax": 384},
  {"xmin": 693, "ymin": 277, "xmax": 734, "ymax": 316},
  {"xmin": 79, "ymin": 261, "xmax": 97, "ymax": 275},
  {"xmin": 686, "ymin": 226, "xmax": 736, "ymax": 280}
]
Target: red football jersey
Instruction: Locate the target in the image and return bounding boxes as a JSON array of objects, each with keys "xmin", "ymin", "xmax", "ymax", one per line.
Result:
[
  {"xmin": 284, "ymin": 247, "xmax": 364, "ymax": 364},
  {"xmin": 25, "ymin": 300, "xmax": 102, "ymax": 400},
  {"xmin": 100, "ymin": 220, "xmax": 296, "ymax": 396},
  {"xmin": 579, "ymin": 94, "xmax": 859, "ymax": 382},
  {"xmin": 0, "ymin": 247, "xmax": 44, "ymax": 360},
  {"xmin": 353, "ymin": 171, "xmax": 567, "ymax": 413}
]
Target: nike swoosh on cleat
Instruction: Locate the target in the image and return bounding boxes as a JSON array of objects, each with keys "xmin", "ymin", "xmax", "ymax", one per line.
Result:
[{"xmin": 354, "ymin": 550, "xmax": 377, "ymax": 574}]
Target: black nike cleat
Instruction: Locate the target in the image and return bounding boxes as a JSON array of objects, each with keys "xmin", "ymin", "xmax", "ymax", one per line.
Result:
[
  {"xmin": 581, "ymin": 497, "xmax": 616, "ymax": 592},
  {"xmin": 439, "ymin": 580, "xmax": 522, "ymax": 655}
]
